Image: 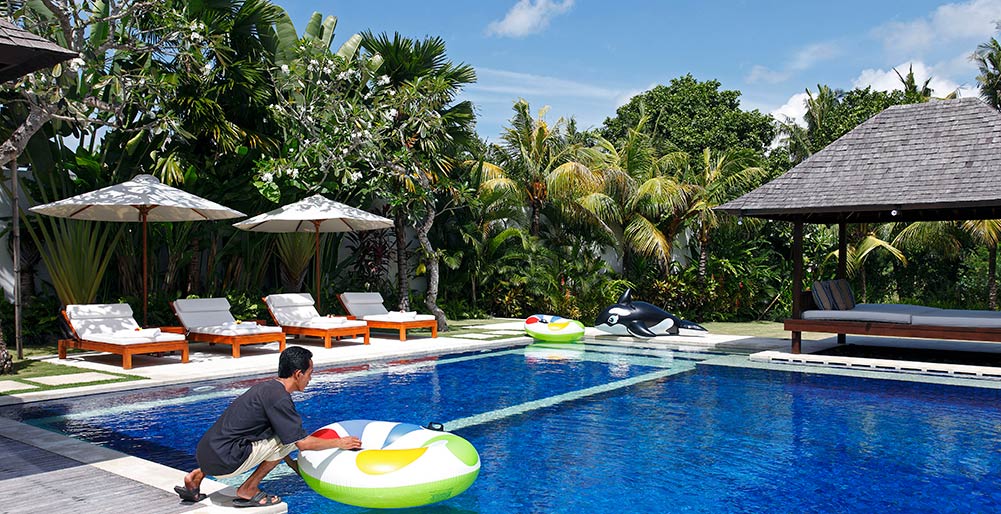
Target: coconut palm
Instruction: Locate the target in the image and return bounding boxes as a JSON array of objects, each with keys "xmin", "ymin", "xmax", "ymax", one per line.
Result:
[
  {"xmin": 495, "ymin": 100, "xmax": 597, "ymax": 237},
  {"xmin": 973, "ymin": 37, "xmax": 1001, "ymax": 110},
  {"xmin": 963, "ymin": 219, "xmax": 1001, "ymax": 309},
  {"xmin": 575, "ymin": 112, "xmax": 690, "ymax": 274},
  {"xmin": 679, "ymin": 148, "xmax": 766, "ymax": 278}
]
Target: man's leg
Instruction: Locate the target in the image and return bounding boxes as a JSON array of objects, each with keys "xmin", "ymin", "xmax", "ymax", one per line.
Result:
[{"xmin": 235, "ymin": 459, "xmax": 283, "ymax": 503}]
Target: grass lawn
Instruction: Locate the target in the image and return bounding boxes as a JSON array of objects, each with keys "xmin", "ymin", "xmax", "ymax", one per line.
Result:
[{"xmin": 0, "ymin": 345, "xmax": 145, "ymax": 395}]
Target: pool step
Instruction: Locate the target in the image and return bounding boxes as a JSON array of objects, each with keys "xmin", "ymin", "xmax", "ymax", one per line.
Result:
[{"xmin": 750, "ymin": 350, "xmax": 1001, "ymax": 380}]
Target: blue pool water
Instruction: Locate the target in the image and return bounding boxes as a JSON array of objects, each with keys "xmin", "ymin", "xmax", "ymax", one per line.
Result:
[{"xmin": 6, "ymin": 343, "xmax": 1001, "ymax": 513}]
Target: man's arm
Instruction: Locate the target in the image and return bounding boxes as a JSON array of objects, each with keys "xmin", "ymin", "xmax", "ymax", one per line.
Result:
[{"xmin": 295, "ymin": 434, "xmax": 362, "ymax": 452}]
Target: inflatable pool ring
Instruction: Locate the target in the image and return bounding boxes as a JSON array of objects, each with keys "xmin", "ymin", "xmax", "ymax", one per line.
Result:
[
  {"xmin": 524, "ymin": 314, "xmax": 585, "ymax": 342},
  {"xmin": 299, "ymin": 420, "xmax": 480, "ymax": 509}
]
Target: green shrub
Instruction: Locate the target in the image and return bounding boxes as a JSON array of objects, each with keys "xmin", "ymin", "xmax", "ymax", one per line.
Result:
[{"xmin": 0, "ymin": 294, "xmax": 63, "ymax": 347}]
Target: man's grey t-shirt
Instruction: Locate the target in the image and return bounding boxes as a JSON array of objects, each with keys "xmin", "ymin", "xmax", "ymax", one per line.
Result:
[{"xmin": 196, "ymin": 379, "xmax": 308, "ymax": 476}]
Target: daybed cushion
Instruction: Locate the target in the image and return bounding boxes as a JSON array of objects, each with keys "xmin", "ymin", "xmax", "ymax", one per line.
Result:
[
  {"xmin": 801, "ymin": 304, "xmax": 940, "ymax": 324},
  {"xmin": 911, "ymin": 309, "xmax": 1001, "ymax": 328},
  {"xmin": 340, "ymin": 292, "xmax": 390, "ymax": 318},
  {"xmin": 66, "ymin": 304, "xmax": 185, "ymax": 343}
]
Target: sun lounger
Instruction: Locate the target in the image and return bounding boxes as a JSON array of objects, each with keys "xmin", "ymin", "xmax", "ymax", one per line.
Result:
[
  {"xmin": 60, "ymin": 303, "xmax": 189, "ymax": 370},
  {"xmin": 263, "ymin": 293, "xmax": 370, "ymax": 347},
  {"xmin": 338, "ymin": 292, "xmax": 438, "ymax": 341},
  {"xmin": 171, "ymin": 298, "xmax": 286, "ymax": 358}
]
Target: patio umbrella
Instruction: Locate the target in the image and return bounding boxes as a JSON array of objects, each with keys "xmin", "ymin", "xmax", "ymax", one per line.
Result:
[
  {"xmin": 0, "ymin": 19, "xmax": 79, "ymax": 361},
  {"xmin": 233, "ymin": 194, "xmax": 392, "ymax": 311},
  {"xmin": 30, "ymin": 174, "xmax": 244, "ymax": 325}
]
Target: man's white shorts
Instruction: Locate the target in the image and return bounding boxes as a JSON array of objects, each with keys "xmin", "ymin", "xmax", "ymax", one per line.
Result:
[{"xmin": 214, "ymin": 436, "xmax": 298, "ymax": 478}]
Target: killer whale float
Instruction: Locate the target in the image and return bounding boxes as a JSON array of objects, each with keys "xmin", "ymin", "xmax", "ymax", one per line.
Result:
[{"xmin": 595, "ymin": 289, "xmax": 708, "ymax": 338}]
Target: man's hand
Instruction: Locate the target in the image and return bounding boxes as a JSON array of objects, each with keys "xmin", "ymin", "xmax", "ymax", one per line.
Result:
[{"xmin": 334, "ymin": 436, "xmax": 362, "ymax": 450}]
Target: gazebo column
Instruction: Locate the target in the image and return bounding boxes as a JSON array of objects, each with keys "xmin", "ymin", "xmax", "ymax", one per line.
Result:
[
  {"xmin": 837, "ymin": 222, "xmax": 847, "ymax": 345},
  {"xmin": 791, "ymin": 222, "xmax": 803, "ymax": 354}
]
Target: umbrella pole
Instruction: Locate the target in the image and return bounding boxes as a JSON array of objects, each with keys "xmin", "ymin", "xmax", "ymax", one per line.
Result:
[
  {"xmin": 314, "ymin": 221, "xmax": 321, "ymax": 312},
  {"xmin": 142, "ymin": 208, "xmax": 149, "ymax": 326}
]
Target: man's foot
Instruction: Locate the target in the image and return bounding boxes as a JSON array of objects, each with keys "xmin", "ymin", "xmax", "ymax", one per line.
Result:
[
  {"xmin": 173, "ymin": 485, "xmax": 207, "ymax": 503},
  {"xmin": 233, "ymin": 491, "xmax": 281, "ymax": 508}
]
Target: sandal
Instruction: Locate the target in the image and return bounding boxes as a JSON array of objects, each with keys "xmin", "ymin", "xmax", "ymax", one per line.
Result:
[
  {"xmin": 173, "ymin": 485, "xmax": 207, "ymax": 503},
  {"xmin": 233, "ymin": 490, "xmax": 281, "ymax": 508}
]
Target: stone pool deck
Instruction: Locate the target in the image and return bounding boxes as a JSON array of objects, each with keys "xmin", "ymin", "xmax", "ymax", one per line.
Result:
[{"xmin": 5, "ymin": 322, "xmax": 1001, "ymax": 512}]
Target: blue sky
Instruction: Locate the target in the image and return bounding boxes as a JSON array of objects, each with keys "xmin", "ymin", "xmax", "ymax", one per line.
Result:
[{"xmin": 283, "ymin": 0, "xmax": 1001, "ymax": 142}]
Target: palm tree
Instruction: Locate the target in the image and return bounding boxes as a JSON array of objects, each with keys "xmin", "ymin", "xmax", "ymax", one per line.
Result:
[
  {"xmin": 497, "ymin": 100, "xmax": 595, "ymax": 237},
  {"xmin": 963, "ymin": 220, "xmax": 1001, "ymax": 309},
  {"xmin": 575, "ymin": 112, "xmax": 690, "ymax": 274},
  {"xmin": 681, "ymin": 148, "xmax": 766, "ymax": 278},
  {"xmin": 973, "ymin": 37, "xmax": 1001, "ymax": 110}
]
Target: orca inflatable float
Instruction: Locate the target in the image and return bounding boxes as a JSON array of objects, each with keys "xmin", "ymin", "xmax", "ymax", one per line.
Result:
[{"xmin": 594, "ymin": 289, "xmax": 708, "ymax": 338}]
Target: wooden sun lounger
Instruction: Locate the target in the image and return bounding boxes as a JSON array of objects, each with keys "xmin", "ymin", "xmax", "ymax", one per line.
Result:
[
  {"xmin": 338, "ymin": 292, "xmax": 438, "ymax": 341},
  {"xmin": 263, "ymin": 294, "xmax": 370, "ymax": 347},
  {"xmin": 171, "ymin": 298, "xmax": 286, "ymax": 358},
  {"xmin": 60, "ymin": 308, "xmax": 189, "ymax": 370}
]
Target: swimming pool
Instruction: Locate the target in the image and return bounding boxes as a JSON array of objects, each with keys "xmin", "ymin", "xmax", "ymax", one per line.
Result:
[{"xmin": 6, "ymin": 342, "xmax": 1001, "ymax": 513}]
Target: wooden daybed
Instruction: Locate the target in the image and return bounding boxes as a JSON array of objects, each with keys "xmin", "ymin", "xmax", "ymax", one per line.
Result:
[
  {"xmin": 61, "ymin": 304, "xmax": 189, "ymax": 370},
  {"xmin": 787, "ymin": 289, "xmax": 1001, "ymax": 347}
]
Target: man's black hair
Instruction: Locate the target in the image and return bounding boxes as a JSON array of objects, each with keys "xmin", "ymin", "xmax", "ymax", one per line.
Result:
[{"xmin": 278, "ymin": 346, "xmax": 313, "ymax": 378}]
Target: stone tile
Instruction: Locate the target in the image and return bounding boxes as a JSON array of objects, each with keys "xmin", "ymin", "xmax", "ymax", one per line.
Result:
[
  {"xmin": 0, "ymin": 380, "xmax": 35, "ymax": 392},
  {"xmin": 25, "ymin": 371, "xmax": 120, "ymax": 386}
]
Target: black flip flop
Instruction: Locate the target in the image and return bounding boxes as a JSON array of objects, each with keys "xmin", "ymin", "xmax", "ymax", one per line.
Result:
[
  {"xmin": 173, "ymin": 485, "xmax": 207, "ymax": 503},
  {"xmin": 233, "ymin": 491, "xmax": 281, "ymax": 508}
]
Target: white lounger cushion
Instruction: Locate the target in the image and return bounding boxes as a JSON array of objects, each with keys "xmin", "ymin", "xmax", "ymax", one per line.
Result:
[
  {"xmin": 174, "ymin": 298, "xmax": 283, "ymax": 336},
  {"xmin": 66, "ymin": 304, "xmax": 185, "ymax": 344},
  {"xmin": 365, "ymin": 312, "xmax": 435, "ymax": 322},
  {"xmin": 340, "ymin": 292, "xmax": 390, "ymax": 318},
  {"xmin": 340, "ymin": 292, "xmax": 435, "ymax": 322},
  {"xmin": 265, "ymin": 294, "xmax": 366, "ymax": 329}
]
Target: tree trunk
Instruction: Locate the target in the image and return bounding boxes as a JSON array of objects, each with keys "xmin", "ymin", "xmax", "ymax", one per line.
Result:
[
  {"xmin": 697, "ymin": 227, "xmax": 709, "ymax": 279},
  {"xmin": 0, "ymin": 106, "xmax": 53, "ymax": 168},
  {"xmin": 185, "ymin": 238, "xmax": 201, "ymax": 295},
  {"xmin": 416, "ymin": 210, "xmax": 447, "ymax": 332},
  {"xmin": 989, "ymin": 243, "xmax": 997, "ymax": 310},
  {"xmin": 0, "ymin": 332, "xmax": 11, "ymax": 375},
  {"xmin": 394, "ymin": 211, "xmax": 410, "ymax": 311}
]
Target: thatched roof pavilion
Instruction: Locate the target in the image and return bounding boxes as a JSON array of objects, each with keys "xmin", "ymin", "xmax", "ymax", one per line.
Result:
[{"xmin": 717, "ymin": 98, "xmax": 1001, "ymax": 352}]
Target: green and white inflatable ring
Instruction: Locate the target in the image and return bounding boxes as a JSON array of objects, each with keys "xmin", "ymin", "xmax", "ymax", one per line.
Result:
[{"xmin": 299, "ymin": 419, "xmax": 480, "ymax": 509}]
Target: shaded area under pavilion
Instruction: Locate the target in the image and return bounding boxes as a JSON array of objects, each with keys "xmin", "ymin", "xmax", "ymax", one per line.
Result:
[{"xmin": 718, "ymin": 97, "xmax": 1001, "ymax": 353}]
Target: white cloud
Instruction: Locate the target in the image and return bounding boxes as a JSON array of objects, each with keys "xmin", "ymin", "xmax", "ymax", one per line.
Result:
[
  {"xmin": 789, "ymin": 42, "xmax": 841, "ymax": 71},
  {"xmin": 469, "ymin": 67, "xmax": 620, "ymax": 99},
  {"xmin": 852, "ymin": 60, "xmax": 963, "ymax": 97},
  {"xmin": 771, "ymin": 92, "xmax": 811, "ymax": 126},
  {"xmin": 746, "ymin": 42, "xmax": 840, "ymax": 84},
  {"xmin": 746, "ymin": 65, "xmax": 791, "ymax": 85},
  {"xmin": 486, "ymin": 0, "xmax": 575, "ymax": 38},
  {"xmin": 875, "ymin": 0, "xmax": 1001, "ymax": 54}
]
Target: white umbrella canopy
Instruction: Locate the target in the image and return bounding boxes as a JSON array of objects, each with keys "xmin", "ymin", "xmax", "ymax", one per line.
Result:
[
  {"xmin": 30, "ymin": 174, "xmax": 245, "ymax": 324},
  {"xmin": 234, "ymin": 194, "xmax": 392, "ymax": 309}
]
